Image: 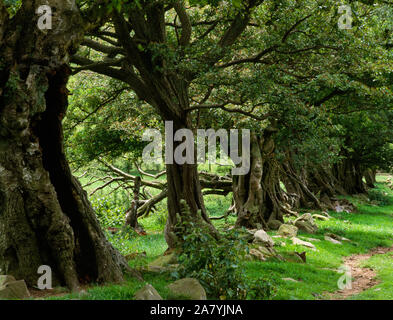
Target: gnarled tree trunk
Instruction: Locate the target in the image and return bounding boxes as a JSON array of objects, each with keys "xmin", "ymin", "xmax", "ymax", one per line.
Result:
[
  {"xmin": 0, "ymin": 1, "xmax": 135, "ymax": 291},
  {"xmin": 281, "ymin": 152, "xmax": 322, "ymax": 210},
  {"xmin": 164, "ymin": 120, "xmax": 219, "ymax": 249},
  {"xmin": 234, "ymin": 129, "xmax": 286, "ymax": 229},
  {"xmin": 333, "ymin": 158, "xmax": 367, "ymax": 194}
]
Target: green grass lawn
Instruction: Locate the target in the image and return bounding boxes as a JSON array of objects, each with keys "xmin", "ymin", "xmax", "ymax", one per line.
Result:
[{"xmin": 48, "ymin": 174, "xmax": 393, "ymax": 300}]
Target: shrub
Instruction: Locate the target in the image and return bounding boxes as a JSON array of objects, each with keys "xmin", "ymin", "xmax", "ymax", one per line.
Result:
[
  {"xmin": 172, "ymin": 213, "xmax": 274, "ymax": 300},
  {"xmin": 91, "ymin": 196, "xmax": 127, "ymax": 228},
  {"xmin": 368, "ymin": 189, "xmax": 393, "ymax": 206},
  {"xmin": 105, "ymin": 226, "xmax": 138, "ymax": 255}
]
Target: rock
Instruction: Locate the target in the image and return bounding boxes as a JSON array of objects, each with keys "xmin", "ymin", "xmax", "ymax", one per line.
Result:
[
  {"xmin": 167, "ymin": 278, "xmax": 207, "ymax": 300},
  {"xmin": 294, "ymin": 213, "xmax": 318, "ymax": 234},
  {"xmin": 325, "ymin": 233, "xmax": 350, "ymax": 242},
  {"xmin": 282, "ymin": 277, "xmax": 299, "ymax": 282},
  {"xmin": 0, "ymin": 275, "xmax": 16, "ymax": 287},
  {"xmin": 291, "ymin": 237, "xmax": 316, "ymax": 250},
  {"xmin": 324, "ymin": 235, "xmax": 342, "ymax": 245},
  {"xmin": 277, "ymin": 224, "xmax": 298, "ymax": 238},
  {"xmin": 320, "ymin": 211, "xmax": 332, "ymax": 218},
  {"xmin": 134, "ymin": 284, "xmax": 163, "ymax": 300},
  {"xmin": 148, "ymin": 252, "xmax": 178, "ymax": 272},
  {"xmin": 312, "ymin": 214, "xmax": 329, "ymax": 221},
  {"xmin": 0, "ymin": 279, "xmax": 30, "ymax": 300},
  {"xmin": 268, "ymin": 220, "xmax": 282, "ymax": 230},
  {"xmin": 257, "ymin": 246, "xmax": 277, "ymax": 257},
  {"xmin": 249, "ymin": 248, "xmax": 266, "ymax": 261},
  {"xmin": 248, "ymin": 245, "xmax": 277, "ymax": 261},
  {"xmin": 332, "ymin": 199, "xmax": 356, "ymax": 213},
  {"xmin": 253, "ymin": 230, "xmax": 274, "ymax": 247},
  {"xmin": 281, "ymin": 252, "xmax": 306, "ymax": 263},
  {"xmin": 300, "ymin": 236, "xmax": 321, "ymax": 242},
  {"xmin": 295, "ymin": 221, "xmax": 317, "ymax": 234}
]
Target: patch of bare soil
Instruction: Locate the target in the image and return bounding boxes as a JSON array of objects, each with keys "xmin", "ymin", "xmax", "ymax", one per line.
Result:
[{"xmin": 329, "ymin": 246, "xmax": 393, "ymax": 300}]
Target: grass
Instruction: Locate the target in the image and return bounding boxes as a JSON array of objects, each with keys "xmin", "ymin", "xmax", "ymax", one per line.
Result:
[
  {"xmin": 48, "ymin": 174, "xmax": 393, "ymax": 300},
  {"xmin": 352, "ymin": 251, "xmax": 393, "ymax": 299}
]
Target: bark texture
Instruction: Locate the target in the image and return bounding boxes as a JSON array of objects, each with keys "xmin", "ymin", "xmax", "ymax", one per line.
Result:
[
  {"xmin": 234, "ymin": 129, "xmax": 285, "ymax": 229},
  {"xmin": 0, "ymin": 1, "xmax": 134, "ymax": 290},
  {"xmin": 281, "ymin": 153, "xmax": 322, "ymax": 210},
  {"xmin": 333, "ymin": 158, "xmax": 367, "ymax": 195}
]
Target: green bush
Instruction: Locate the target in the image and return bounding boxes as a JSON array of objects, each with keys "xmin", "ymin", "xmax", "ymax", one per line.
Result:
[
  {"xmin": 105, "ymin": 226, "xmax": 139, "ymax": 255},
  {"xmin": 368, "ymin": 189, "xmax": 393, "ymax": 206},
  {"xmin": 91, "ymin": 196, "xmax": 128, "ymax": 228},
  {"xmin": 173, "ymin": 217, "xmax": 273, "ymax": 300}
]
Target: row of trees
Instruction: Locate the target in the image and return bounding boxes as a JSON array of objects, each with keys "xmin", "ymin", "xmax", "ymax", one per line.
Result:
[{"xmin": 0, "ymin": 0, "xmax": 392, "ymax": 290}]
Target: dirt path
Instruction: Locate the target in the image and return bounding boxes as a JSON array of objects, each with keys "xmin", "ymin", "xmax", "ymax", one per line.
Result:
[{"xmin": 329, "ymin": 245, "xmax": 393, "ymax": 300}]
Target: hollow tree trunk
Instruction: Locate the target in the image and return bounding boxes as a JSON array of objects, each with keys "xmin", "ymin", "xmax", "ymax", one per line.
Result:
[
  {"xmin": 0, "ymin": 1, "xmax": 134, "ymax": 290},
  {"xmin": 234, "ymin": 130, "xmax": 285, "ymax": 229}
]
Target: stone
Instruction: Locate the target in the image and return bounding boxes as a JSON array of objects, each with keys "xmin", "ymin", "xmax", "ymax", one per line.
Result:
[
  {"xmin": 134, "ymin": 284, "xmax": 163, "ymax": 300},
  {"xmin": 257, "ymin": 246, "xmax": 277, "ymax": 257},
  {"xmin": 324, "ymin": 235, "xmax": 342, "ymax": 245},
  {"xmin": 0, "ymin": 275, "xmax": 16, "ymax": 287},
  {"xmin": 291, "ymin": 237, "xmax": 316, "ymax": 250},
  {"xmin": 325, "ymin": 233, "xmax": 350, "ymax": 242},
  {"xmin": 268, "ymin": 219, "xmax": 282, "ymax": 230},
  {"xmin": 0, "ymin": 279, "xmax": 30, "ymax": 300},
  {"xmin": 277, "ymin": 224, "xmax": 298, "ymax": 238},
  {"xmin": 300, "ymin": 236, "xmax": 321, "ymax": 242},
  {"xmin": 148, "ymin": 252, "xmax": 178, "ymax": 272},
  {"xmin": 282, "ymin": 278, "xmax": 299, "ymax": 282},
  {"xmin": 320, "ymin": 211, "xmax": 332, "ymax": 218},
  {"xmin": 167, "ymin": 278, "xmax": 207, "ymax": 300},
  {"xmin": 332, "ymin": 199, "xmax": 356, "ymax": 213},
  {"xmin": 294, "ymin": 213, "xmax": 318, "ymax": 234},
  {"xmin": 312, "ymin": 214, "xmax": 329, "ymax": 221},
  {"xmin": 249, "ymin": 248, "xmax": 266, "ymax": 261},
  {"xmin": 281, "ymin": 252, "xmax": 306, "ymax": 263},
  {"xmin": 253, "ymin": 230, "xmax": 274, "ymax": 247}
]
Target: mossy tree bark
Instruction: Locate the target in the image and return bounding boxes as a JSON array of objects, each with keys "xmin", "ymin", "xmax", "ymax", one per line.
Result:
[{"xmin": 0, "ymin": 1, "xmax": 134, "ymax": 290}]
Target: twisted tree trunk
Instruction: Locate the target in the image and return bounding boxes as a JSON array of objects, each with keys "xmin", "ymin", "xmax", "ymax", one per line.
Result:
[
  {"xmin": 281, "ymin": 152, "xmax": 322, "ymax": 210},
  {"xmin": 0, "ymin": 1, "xmax": 135, "ymax": 290},
  {"xmin": 333, "ymin": 158, "xmax": 367, "ymax": 194},
  {"xmin": 234, "ymin": 129, "xmax": 286, "ymax": 229},
  {"xmin": 164, "ymin": 120, "xmax": 219, "ymax": 249}
]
